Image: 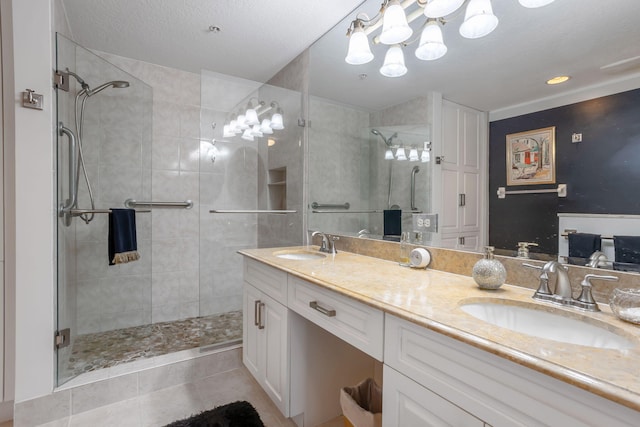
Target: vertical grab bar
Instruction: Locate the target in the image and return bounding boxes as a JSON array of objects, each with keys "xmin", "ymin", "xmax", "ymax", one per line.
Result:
[
  {"xmin": 58, "ymin": 122, "xmax": 78, "ymax": 226},
  {"xmin": 411, "ymin": 166, "xmax": 420, "ymax": 211}
]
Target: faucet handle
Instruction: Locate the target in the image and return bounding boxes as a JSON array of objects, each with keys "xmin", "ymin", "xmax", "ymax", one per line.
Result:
[
  {"xmin": 523, "ymin": 263, "xmax": 551, "ymax": 295},
  {"xmin": 575, "ymin": 274, "xmax": 619, "ymax": 310}
]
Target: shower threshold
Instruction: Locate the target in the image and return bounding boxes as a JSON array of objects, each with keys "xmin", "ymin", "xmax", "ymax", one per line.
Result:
[{"xmin": 63, "ymin": 310, "xmax": 242, "ymax": 379}]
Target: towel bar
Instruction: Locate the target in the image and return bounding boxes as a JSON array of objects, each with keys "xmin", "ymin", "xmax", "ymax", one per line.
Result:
[
  {"xmin": 209, "ymin": 210, "xmax": 297, "ymax": 214},
  {"xmin": 124, "ymin": 199, "xmax": 193, "ymax": 209},
  {"xmin": 70, "ymin": 208, "xmax": 151, "ymax": 215},
  {"xmin": 311, "ymin": 202, "xmax": 350, "ymax": 209}
]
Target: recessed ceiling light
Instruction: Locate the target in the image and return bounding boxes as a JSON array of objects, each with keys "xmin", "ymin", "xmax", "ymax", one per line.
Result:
[
  {"xmin": 208, "ymin": 25, "xmax": 221, "ymax": 33},
  {"xmin": 546, "ymin": 75, "xmax": 570, "ymax": 85}
]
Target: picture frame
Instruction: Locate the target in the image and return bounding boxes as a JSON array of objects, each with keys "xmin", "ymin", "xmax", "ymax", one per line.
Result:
[{"xmin": 506, "ymin": 126, "xmax": 556, "ymax": 186}]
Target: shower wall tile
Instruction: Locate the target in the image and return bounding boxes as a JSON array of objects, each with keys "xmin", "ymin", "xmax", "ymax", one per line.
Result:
[
  {"xmin": 151, "ymin": 239, "xmax": 182, "ymax": 274},
  {"xmin": 180, "ymin": 104, "xmax": 201, "ymax": 140},
  {"xmin": 152, "ymin": 303, "xmax": 181, "ymax": 323},
  {"xmin": 152, "ymin": 210, "xmax": 182, "ymax": 240},
  {"xmin": 152, "ymin": 170, "xmax": 182, "ymax": 201},
  {"xmin": 152, "ymin": 272, "xmax": 183, "ymax": 306},
  {"xmin": 179, "ymin": 138, "xmax": 200, "ymax": 172},
  {"xmin": 177, "ymin": 71, "xmax": 201, "ymax": 107},
  {"xmin": 152, "ymin": 135, "xmax": 181, "ymax": 171},
  {"xmin": 152, "ymin": 102, "xmax": 181, "ymax": 138},
  {"xmin": 98, "ymin": 165, "xmax": 142, "ymax": 203}
]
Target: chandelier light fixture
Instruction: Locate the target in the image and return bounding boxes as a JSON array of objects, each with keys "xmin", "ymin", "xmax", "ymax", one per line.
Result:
[
  {"xmin": 223, "ymin": 99, "xmax": 285, "ymax": 139},
  {"xmin": 345, "ymin": 0, "xmax": 556, "ymax": 77}
]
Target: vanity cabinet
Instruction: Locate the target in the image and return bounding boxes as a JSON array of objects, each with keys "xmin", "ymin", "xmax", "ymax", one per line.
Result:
[
  {"xmin": 384, "ymin": 314, "xmax": 640, "ymax": 427},
  {"xmin": 436, "ymin": 100, "xmax": 486, "ymax": 252},
  {"xmin": 242, "ymin": 261, "xmax": 290, "ymax": 416}
]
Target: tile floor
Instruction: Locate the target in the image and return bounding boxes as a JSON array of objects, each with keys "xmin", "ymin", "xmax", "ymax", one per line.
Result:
[
  {"xmin": 29, "ymin": 366, "xmax": 297, "ymax": 427},
  {"xmin": 62, "ymin": 311, "xmax": 242, "ymax": 380}
]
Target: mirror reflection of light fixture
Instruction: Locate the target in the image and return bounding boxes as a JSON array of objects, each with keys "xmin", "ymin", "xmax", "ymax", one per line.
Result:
[
  {"xmin": 380, "ymin": 0, "xmax": 413, "ymax": 45},
  {"xmin": 241, "ymin": 128, "xmax": 254, "ymax": 141},
  {"xmin": 260, "ymin": 119, "xmax": 274, "ymax": 134},
  {"xmin": 396, "ymin": 146, "xmax": 407, "ymax": 161},
  {"xmin": 251, "ymin": 124, "xmax": 263, "ymax": 137},
  {"xmin": 459, "ymin": 0, "xmax": 499, "ymax": 39},
  {"xmin": 415, "ymin": 20, "xmax": 447, "ymax": 61},
  {"xmin": 268, "ymin": 138, "xmax": 276, "ymax": 147},
  {"xmin": 409, "ymin": 147, "xmax": 420, "ymax": 161},
  {"xmin": 270, "ymin": 108, "xmax": 284, "ymax": 130},
  {"xmin": 385, "ymin": 148, "xmax": 394, "ymax": 160},
  {"xmin": 380, "ymin": 44, "xmax": 407, "ymax": 78},
  {"xmin": 345, "ymin": 0, "xmax": 553, "ymax": 76},
  {"xmin": 244, "ymin": 98, "xmax": 262, "ymax": 126},
  {"xmin": 346, "ymin": 19, "xmax": 374, "ymax": 65},
  {"xmin": 223, "ymin": 124, "xmax": 235, "ymax": 138},
  {"xmin": 423, "ymin": 0, "xmax": 466, "ymax": 18},
  {"xmin": 421, "ymin": 142, "xmax": 431, "ymax": 163}
]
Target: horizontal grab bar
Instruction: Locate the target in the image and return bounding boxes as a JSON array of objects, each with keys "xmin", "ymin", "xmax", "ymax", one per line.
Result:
[
  {"xmin": 209, "ymin": 210, "xmax": 297, "ymax": 214},
  {"xmin": 311, "ymin": 202, "xmax": 350, "ymax": 210},
  {"xmin": 124, "ymin": 199, "xmax": 193, "ymax": 209},
  {"xmin": 70, "ymin": 208, "xmax": 151, "ymax": 215}
]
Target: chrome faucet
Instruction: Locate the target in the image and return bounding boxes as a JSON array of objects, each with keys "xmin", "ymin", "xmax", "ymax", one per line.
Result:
[
  {"xmin": 311, "ymin": 231, "xmax": 339, "ymax": 254},
  {"xmin": 524, "ymin": 261, "xmax": 618, "ymax": 311}
]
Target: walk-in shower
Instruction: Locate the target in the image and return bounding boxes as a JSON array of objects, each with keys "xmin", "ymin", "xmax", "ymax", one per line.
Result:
[{"xmin": 55, "ymin": 34, "xmax": 303, "ymax": 387}]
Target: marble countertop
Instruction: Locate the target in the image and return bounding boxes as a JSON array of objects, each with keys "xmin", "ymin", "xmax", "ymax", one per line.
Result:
[{"xmin": 239, "ymin": 246, "xmax": 640, "ymax": 413}]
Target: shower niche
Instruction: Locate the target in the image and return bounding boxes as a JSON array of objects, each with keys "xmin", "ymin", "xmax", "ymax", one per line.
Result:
[{"xmin": 268, "ymin": 167, "xmax": 287, "ymax": 211}]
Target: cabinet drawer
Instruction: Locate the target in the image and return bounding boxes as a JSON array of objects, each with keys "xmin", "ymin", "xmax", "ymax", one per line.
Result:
[
  {"xmin": 244, "ymin": 258, "xmax": 288, "ymax": 304},
  {"xmin": 288, "ymin": 275, "xmax": 383, "ymax": 361}
]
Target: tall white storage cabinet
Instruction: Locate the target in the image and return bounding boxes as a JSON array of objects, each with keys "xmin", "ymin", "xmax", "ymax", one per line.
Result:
[{"xmin": 436, "ymin": 100, "xmax": 487, "ymax": 251}]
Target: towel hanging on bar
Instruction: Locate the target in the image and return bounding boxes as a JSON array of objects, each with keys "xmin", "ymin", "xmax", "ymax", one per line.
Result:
[{"xmin": 109, "ymin": 209, "xmax": 140, "ymax": 265}]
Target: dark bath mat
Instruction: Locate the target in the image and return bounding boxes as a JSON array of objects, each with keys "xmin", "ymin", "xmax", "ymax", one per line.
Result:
[{"xmin": 164, "ymin": 400, "xmax": 264, "ymax": 427}]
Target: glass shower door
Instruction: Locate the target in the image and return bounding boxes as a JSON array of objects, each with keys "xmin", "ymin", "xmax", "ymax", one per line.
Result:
[{"xmin": 55, "ymin": 34, "xmax": 153, "ymax": 386}]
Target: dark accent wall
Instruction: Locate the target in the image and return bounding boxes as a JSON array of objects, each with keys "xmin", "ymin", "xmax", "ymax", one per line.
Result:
[{"xmin": 489, "ymin": 88, "xmax": 640, "ymax": 256}]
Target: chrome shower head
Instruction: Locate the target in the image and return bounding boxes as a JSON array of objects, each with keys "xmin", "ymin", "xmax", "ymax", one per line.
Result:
[
  {"xmin": 86, "ymin": 80, "xmax": 130, "ymax": 97},
  {"xmin": 65, "ymin": 69, "xmax": 90, "ymax": 92},
  {"xmin": 371, "ymin": 129, "xmax": 396, "ymax": 147}
]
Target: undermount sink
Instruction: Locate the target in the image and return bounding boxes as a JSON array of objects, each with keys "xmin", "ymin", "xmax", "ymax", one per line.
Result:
[
  {"xmin": 273, "ymin": 250, "xmax": 327, "ymax": 261},
  {"xmin": 460, "ymin": 299, "xmax": 635, "ymax": 350}
]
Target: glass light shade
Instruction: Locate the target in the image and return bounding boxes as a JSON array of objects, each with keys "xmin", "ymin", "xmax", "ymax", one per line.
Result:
[
  {"xmin": 415, "ymin": 20, "xmax": 448, "ymax": 61},
  {"xmin": 223, "ymin": 124, "xmax": 235, "ymax": 138},
  {"xmin": 251, "ymin": 124, "xmax": 263, "ymax": 137},
  {"xmin": 229, "ymin": 119, "xmax": 239, "ymax": 133},
  {"xmin": 379, "ymin": 0, "xmax": 413, "ymax": 45},
  {"xmin": 421, "ymin": 149, "xmax": 431, "ymax": 163},
  {"xmin": 380, "ymin": 45, "xmax": 408, "ymax": 78},
  {"xmin": 423, "ymin": 0, "xmax": 466, "ymax": 18},
  {"xmin": 409, "ymin": 147, "xmax": 419, "ymax": 161},
  {"xmin": 241, "ymin": 128, "xmax": 254, "ymax": 141},
  {"xmin": 385, "ymin": 149, "xmax": 394, "ymax": 160},
  {"xmin": 396, "ymin": 147, "xmax": 407, "ymax": 161},
  {"xmin": 260, "ymin": 119, "xmax": 273, "ymax": 134},
  {"xmin": 244, "ymin": 107, "xmax": 259, "ymax": 126},
  {"xmin": 345, "ymin": 26, "xmax": 374, "ymax": 65},
  {"xmin": 237, "ymin": 114, "xmax": 249, "ymax": 130},
  {"xmin": 518, "ymin": 0, "xmax": 555, "ymax": 7},
  {"xmin": 459, "ymin": 0, "xmax": 499, "ymax": 39},
  {"xmin": 270, "ymin": 112, "xmax": 284, "ymax": 130}
]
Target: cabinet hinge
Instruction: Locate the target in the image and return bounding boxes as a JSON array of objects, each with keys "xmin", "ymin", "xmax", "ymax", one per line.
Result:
[{"xmin": 55, "ymin": 328, "xmax": 71, "ymax": 349}]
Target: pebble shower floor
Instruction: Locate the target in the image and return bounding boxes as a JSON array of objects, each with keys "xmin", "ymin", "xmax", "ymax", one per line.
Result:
[{"xmin": 63, "ymin": 311, "xmax": 242, "ymax": 378}]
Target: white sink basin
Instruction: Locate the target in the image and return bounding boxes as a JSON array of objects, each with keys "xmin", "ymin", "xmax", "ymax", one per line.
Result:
[
  {"xmin": 460, "ymin": 300, "xmax": 634, "ymax": 350},
  {"xmin": 273, "ymin": 250, "xmax": 327, "ymax": 261}
]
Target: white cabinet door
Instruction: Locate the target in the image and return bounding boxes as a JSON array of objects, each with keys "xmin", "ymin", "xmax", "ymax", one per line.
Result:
[
  {"xmin": 243, "ymin": 283, "xmax": 261, "ymax": 378},
  {"xmin": 243, "ymin": 282, "xmax": 290, "ymax": 417},
  {"xmin": 260, "ymin": 292, "xmax": 289, "ymax": 414},
  {"xmin": 383, "ymin": 365, "xmax": 483, "ymax": 427}
]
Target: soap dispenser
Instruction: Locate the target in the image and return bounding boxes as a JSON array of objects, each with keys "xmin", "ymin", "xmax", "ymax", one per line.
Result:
[
  {"xmin": 472, "ymin": 246, "xmax": 507, "ymax": 290},
  {"xmin": 516, "ymin": 242, "xmax": 539, "ymax": 259}
]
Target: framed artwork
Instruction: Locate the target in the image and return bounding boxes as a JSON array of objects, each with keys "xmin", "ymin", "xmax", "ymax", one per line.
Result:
[{"xmin": 506, "ymin": 126, "xmax": 556, "ymax": 186}]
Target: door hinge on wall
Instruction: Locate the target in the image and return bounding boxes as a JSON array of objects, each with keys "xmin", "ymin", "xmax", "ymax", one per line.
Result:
[
  {"xmin": 54, "ymin": 70, "xmax": 70, "ymax": 91},
  {"xmin": 55, "ymin": 328, "xmax": 71, "ymax": 349}
]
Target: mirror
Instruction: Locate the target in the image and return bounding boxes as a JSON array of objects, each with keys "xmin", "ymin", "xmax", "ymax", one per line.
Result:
[{"xmin": 306, "ymin": 0, "xmax": 640, "ymax": 272}]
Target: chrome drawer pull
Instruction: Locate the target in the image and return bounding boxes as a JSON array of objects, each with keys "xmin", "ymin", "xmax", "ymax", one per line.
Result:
[{"xmin": 310, "ymin": 301, "xmax": 336, "ymax": 317}]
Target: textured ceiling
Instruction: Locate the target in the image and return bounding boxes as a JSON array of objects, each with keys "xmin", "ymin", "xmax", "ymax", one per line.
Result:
[
  {"xmin": 61, "ymin": 0, "xmax": 364, "ymax": 82},
  {"xmin": 62, "ymin": 0, "xmax": 640, "ymax": 113}
]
